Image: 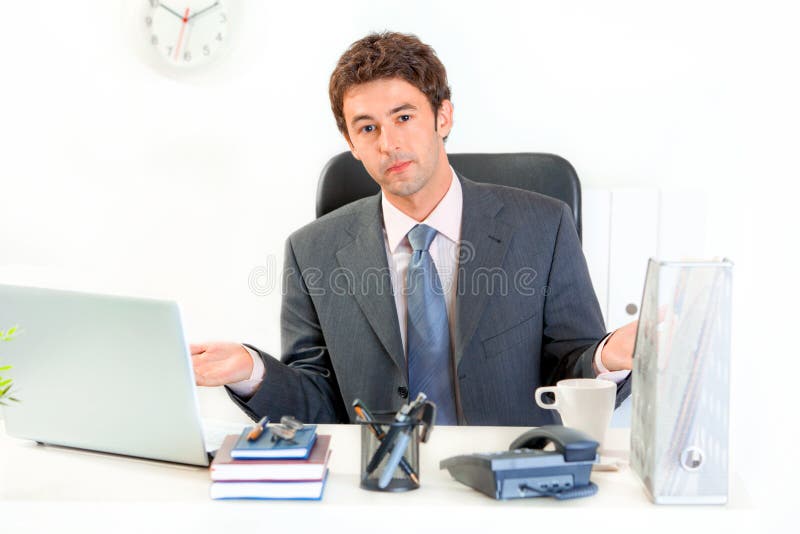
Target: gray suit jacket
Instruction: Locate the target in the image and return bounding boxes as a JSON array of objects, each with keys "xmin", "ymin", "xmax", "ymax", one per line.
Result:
[{"xmin": 230, "ymin": 175, "xmax": 631, "ymax": 425}]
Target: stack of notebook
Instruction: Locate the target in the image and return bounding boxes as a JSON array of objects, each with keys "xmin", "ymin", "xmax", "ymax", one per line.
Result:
[{"xmin": 210, "ymin": 424, "xmax": 331, "ymax": 500}]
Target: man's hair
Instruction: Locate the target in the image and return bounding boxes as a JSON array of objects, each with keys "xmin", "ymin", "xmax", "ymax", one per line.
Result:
[{"xmin": 329, "ymin": 32, "xmax": 452, "ymax": 140}]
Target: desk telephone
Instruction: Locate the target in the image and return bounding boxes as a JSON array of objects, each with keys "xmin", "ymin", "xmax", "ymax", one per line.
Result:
[{"xmin": 440, "ymin": 425, "xmax": 599, "ymax": 500}]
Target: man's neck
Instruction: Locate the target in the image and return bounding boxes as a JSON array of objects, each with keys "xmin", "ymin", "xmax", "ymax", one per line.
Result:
[{"xmin": 383, "ymin": 158, "xmax": 453, "ymax": 222}]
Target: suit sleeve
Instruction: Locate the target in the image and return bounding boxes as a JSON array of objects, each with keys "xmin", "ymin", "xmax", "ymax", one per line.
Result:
[
  {"xmin": 539, "ymin": 203, "xmax": 631, "ymax": 407},
  {"xmin": 226, "ymin": 236, "xmax": 349, "ymax": 423}
]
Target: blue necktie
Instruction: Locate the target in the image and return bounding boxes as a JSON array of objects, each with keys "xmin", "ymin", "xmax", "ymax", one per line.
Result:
[{"xmin": 406, "ymin": 224, "xmax": 457, "ymax": 425}]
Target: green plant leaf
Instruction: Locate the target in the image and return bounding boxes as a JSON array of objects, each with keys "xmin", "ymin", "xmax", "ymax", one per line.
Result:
[
  {"xmin": 7, "ymin": 326, "xmax": 17, "ymax": 336},
  {"xmin": 0, "ymin": 365, "xmax": 11, "ymax": 371},
  {"xmin": 0, "ymin": 379, "xmax": 11, "ymax": 388}
]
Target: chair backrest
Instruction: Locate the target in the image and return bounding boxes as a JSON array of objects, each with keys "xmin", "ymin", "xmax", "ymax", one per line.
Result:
[{"xmin": 316, "ymin": 152, "xmax": 582, "ymax": 239}]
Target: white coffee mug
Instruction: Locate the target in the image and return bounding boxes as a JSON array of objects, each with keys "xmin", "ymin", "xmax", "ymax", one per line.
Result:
[{"xmin": 534, "ymin": 378, "xmax": 616, "ymax": 447}]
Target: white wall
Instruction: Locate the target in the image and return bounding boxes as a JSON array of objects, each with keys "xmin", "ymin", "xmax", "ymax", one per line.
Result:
[{"xmin": 2, "ymin": 0, "xmax": 798, "ymax": 513}]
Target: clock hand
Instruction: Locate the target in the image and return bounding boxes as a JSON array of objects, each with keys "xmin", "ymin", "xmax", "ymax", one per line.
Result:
[
  {"xmin": 187, "ymin": 1, "xmax": 220, "ymax": 21},
  {"xmin": 173, "ymin": 7, "xmax": 190, "ymax": 61},
  {"xmin": 158, "ymin": 2, "xmax": 185, "ymax": 20}
]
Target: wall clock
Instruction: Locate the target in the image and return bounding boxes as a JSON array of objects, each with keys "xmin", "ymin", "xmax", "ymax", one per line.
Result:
[{"xmin": 140, "ymin": 0, "xmax": 235, "ymax": 73}]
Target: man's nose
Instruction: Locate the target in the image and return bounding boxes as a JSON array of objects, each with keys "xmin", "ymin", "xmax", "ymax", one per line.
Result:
[{"xmin": 378, "ymin": 125, "xmax": 399, "ymax": 153}]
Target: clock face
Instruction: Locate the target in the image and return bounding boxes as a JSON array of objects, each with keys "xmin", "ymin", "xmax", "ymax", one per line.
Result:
[{"xmin": 145, "ymin": 0, "xmax": 229, "ymax": 68}]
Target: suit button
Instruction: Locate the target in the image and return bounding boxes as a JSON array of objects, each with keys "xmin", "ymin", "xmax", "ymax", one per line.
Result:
[{"xmin": 397, "ymin": 386, "xmax": 409, "ymax": 399}]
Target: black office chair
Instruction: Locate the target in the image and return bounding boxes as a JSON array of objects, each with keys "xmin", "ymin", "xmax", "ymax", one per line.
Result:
[{"xmin": 316, "ymin": 152, "xmax": 582, "ymax": 240}]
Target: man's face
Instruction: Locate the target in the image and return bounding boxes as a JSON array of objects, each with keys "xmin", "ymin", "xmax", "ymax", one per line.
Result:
[{"xmin": 343, "ymin": 77, "xmax": 453, "ymax": 198}]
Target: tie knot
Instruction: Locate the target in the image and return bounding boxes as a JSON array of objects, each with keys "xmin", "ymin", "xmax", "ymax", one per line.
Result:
[{"xmin": 407, "ymin": 224, "xmax": 438, "ymax": 252}]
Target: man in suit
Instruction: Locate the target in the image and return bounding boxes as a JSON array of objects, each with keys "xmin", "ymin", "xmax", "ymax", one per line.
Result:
[{"xmin": 191, "ymin": 32, "xmax": 636, "ymax": 425}]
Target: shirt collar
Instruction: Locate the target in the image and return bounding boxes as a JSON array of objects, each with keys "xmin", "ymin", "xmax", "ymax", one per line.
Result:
[{"xmin": 381, "ymin": 167, "xmax": 462, "ymax": 252}]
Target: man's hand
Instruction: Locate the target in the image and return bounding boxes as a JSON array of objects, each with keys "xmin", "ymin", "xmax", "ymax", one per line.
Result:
[
  {"xmin": 190, "ymin": 342, "xmax": 254, "ymax": 386},
  {"xmin": 600, "ymin": 319, "xmax": 638, "ymax": 371}
]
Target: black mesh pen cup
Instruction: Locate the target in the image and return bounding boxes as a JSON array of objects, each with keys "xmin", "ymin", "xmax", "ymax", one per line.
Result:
[{"xmin": 358, "ymin": 414, "xmax": 421, "ymax": 492}]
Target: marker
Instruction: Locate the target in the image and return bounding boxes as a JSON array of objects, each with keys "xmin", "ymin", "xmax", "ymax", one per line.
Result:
[{"xmin": 378, "ymin": 429, "xmax": 413, "ymax": 488}]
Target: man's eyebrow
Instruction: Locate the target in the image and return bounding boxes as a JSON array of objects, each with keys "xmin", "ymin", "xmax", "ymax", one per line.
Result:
[
  {"xmin": 350, "ymin": 113, "xmax": 374, "ymax": 128},
  {"xmin": 349, "ymin": 104, "xmax": 419, "ymax": 128},
  {"xmin": 388, "ymin": 103, "xmax": 417, "ymax": 115}
]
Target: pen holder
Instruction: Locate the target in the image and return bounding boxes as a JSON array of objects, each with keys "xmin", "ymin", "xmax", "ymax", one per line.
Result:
[{"xmin": 358, "ymin": 416, "xmax": 421, "ymax": 492}]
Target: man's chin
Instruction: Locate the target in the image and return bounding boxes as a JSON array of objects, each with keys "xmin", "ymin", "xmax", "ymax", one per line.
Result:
[{"xmin": 385, "ymin": 180, "xmax": 427, "ymax": 197}]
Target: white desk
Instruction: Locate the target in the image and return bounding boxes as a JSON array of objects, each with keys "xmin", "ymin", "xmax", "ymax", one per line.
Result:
[{"xmin": 0, "ymin": 423, "xmax": 758, "ymax": 534}]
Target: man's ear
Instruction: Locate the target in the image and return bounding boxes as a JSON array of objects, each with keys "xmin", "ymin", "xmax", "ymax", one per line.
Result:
[{"xmin": 437, "ymin": 99, "xmax": 454, "ymax": 140}]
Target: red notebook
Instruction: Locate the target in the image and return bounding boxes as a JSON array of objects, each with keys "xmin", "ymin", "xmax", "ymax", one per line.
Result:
[{"xmin": 211, "ymin": 434, "xmax": 331, "ymax": 481}]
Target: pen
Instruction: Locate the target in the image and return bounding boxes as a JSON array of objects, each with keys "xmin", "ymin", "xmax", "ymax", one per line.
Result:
[
  {"xmin": 353, "ymin": 402, "xmax": 386, "ymax": 440},
  {"xmin": 247, "ymin": 416, "xmax": 269, "ymax": 441},
  {"xmin": 354, "ymin": 402, "xmax": 419, "ymax": 485}
]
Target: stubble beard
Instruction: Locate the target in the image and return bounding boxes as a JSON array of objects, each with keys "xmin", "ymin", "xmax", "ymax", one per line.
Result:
[{"xmin": 384, "ymin": 172, "xmax": 428, "ymax": 197}]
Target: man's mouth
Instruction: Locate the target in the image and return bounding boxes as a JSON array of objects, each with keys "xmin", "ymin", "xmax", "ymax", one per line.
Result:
[{"xmin": 386, "ymin": 161, "xmax": 412, "ymax": 173}]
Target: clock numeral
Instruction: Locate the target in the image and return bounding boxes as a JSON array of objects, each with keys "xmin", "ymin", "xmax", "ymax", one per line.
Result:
[
  {"xmin": 203, "ymin": 45, "xmax": 211, "ymax": 56},
  {"xmin": 151, "ymin": 34, "xmax": 159, "ymax": 46},
  {"xmin": 216, "ymin": 32, "xmax": 223, "ymax": 42},
  {"xmin": 149, "ymin": 0, "xmax": 159, "ymax": 8},
  {"xmin": 166, "ymin": 46, "xmax": 173, "ymax": 56},
  {"xmin": 219, "ymin": 13, "xmax": 227, "ymax": 23},
  {"xmin": 145, "ymin": 16, "xmax": 152, "ymax": 27},
  {"xmin": 184, "ymin": 51, "xmax": 192, "ymax": 62}
]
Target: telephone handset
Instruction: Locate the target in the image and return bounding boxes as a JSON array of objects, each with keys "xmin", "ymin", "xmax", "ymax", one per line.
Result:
[
  {"xmin": 440, "ymin": 425, "xmax": 599, "ymax": 500},
  {"xmin": 509, "ymin": 425, "xmax": 599, "ymax": 462}
]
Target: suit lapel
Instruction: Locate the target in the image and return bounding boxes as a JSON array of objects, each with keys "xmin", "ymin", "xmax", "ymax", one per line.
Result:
[
  {"xmin": 332, "ymin": 176, "xmax": 514, "ymax": 376},
  {"xmin": 454, "ymin": 177, "xmax": 514, "ymax": 368},
  {"xmin": 335, "ymin": 195, "xmax": 406, "ymax": 375}
]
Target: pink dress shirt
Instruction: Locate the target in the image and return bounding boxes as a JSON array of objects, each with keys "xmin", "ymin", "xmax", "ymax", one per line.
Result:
[{"xmin": 229, "ymin": 169, "xmax": 629, "ymax": 398}]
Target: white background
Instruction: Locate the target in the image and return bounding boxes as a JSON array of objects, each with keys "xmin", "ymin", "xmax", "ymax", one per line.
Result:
[{"xmin": 1, "ymin": 0, "xmax": 798, "ymax": 519}]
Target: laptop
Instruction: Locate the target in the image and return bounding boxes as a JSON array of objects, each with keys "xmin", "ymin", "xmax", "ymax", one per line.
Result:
[{"xmin": 0, "ymin": 284, "xmax": 248, "ymax": 466}]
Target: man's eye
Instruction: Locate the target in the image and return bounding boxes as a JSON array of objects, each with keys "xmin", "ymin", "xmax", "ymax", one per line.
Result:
[
  {"xmin": 399, "ymin": 115, "xmax": 411, "ymax": 122},
  {"xmin": 362, "ymin": 125, "xmax": 375, "ymax": 133}
]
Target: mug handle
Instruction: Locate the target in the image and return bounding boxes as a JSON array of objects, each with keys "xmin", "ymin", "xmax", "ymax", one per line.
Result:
[{"xmin": 535, "ymin": 386, "xmax": 559, "ymax": 410}]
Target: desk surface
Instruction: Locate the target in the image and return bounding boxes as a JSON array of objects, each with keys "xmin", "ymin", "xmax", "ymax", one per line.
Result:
[{"xmin": 1, "ymin": 423, "xmax": 758, "ymax": 534}]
